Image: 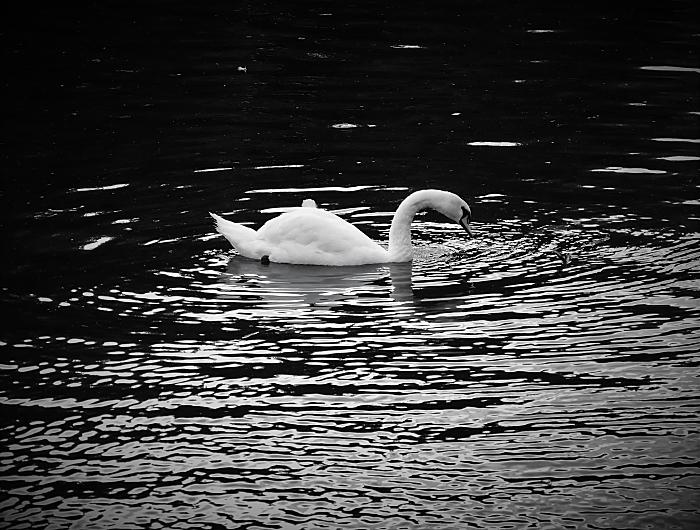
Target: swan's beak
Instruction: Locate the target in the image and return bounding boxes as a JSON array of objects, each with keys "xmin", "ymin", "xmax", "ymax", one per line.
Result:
[{"xmin": 460, "ymin": 219, "xmax": 473, "ymax": 237}]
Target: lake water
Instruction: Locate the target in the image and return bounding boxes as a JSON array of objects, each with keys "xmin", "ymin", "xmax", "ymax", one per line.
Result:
[{"xmin": 2, "ymin": 2, "xmax": 699, "ymax": 529}]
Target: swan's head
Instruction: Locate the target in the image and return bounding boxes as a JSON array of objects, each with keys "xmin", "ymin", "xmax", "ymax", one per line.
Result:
[{"xmin": 432, "ymin": 191, "xmax": 473, "ymax": 237}]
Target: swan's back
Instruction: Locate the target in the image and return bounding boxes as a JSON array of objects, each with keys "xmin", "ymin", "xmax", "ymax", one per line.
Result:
[{"xmin": 258, "ymin": 208, "xmax": 388, "ymax": 265}]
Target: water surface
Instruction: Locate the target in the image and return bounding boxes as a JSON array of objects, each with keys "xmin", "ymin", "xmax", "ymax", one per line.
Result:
[{"xmin": 2, "ymin": 2, "xmax": 699, "ymax": 529}]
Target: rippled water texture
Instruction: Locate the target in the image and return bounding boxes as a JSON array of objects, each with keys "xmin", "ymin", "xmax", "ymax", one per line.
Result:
[{"xmin": 3, "ymin": 2, "xmax": 700, "ymax": 529}]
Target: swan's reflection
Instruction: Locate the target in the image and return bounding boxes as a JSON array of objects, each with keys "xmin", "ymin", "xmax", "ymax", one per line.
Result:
[{"xmin": 219, "ymin": 256, "xmax": 413, "ymax": 305}]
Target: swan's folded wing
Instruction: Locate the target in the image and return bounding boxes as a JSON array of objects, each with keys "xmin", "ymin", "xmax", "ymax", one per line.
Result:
[{"xmin": 257, "ymin": 208, "xmax": 388, "ymax": 265}]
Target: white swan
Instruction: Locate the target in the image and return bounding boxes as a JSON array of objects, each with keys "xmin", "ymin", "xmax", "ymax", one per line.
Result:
[{"xmin": 210, "ymin": 189, "xmax": 473, "ymax": 266}]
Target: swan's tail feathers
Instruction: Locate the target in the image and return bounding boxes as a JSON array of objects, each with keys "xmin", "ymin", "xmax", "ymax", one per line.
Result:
[
  {"xmin": 301, "ymin": 198, "xmax": 317, "ymax": 208},
  {"xmin": 209, "ymin": 212, "xmax": 257, "ymax": 252}
]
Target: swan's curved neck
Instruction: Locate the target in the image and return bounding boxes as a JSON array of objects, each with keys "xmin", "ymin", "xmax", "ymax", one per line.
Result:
[{"xmin": 388, "ymin": 190, "xmax": 440, "ymax": 262}]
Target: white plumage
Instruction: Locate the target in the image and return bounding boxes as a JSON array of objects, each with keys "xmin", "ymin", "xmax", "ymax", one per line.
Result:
[{"xmin": 210, "ymin": 189, "xmax": 472, "ymax": 266}]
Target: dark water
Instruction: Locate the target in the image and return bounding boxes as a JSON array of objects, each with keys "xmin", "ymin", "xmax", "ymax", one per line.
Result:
[{"xmin": 2, "ymin": 2, "xmax": 700, "ymax": 528}]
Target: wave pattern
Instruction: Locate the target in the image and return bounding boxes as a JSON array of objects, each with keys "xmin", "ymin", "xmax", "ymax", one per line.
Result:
[
  {"xmin": 2, "ymin": 205, "xmax": 699, "ymax": 529},
  {"xmin": 3, "ymin": 1, "xmax": 700, "ymax": 528}
]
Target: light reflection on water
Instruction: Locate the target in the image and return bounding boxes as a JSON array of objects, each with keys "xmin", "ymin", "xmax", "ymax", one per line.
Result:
[
  {"xmin": 3, "ymin": 1, "xmax": 700, "ymax": 528},
  {"xmin": 4, "ymin": 204, "xmax": 698, "ymax": 528}
]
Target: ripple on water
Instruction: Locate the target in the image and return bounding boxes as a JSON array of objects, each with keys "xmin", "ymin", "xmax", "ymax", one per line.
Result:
[
  {"xmin": 3, "ymin": 2, "xmax": 700, "ymax": 526},
  {"xmin": 3, "ymin": 203, "xmax": 699, "ymax": 528}
]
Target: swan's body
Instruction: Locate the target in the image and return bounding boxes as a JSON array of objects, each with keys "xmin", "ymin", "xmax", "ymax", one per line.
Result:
[{"xmin": 210, "ymin": 189, "xmax": 472, "ymax": 266}]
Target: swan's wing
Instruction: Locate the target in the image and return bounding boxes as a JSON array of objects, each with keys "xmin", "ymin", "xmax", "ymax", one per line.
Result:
[
  {"xmin": 257, "ymin": 208, "xmax": 387, "ymax": 265},
  {"xmin": 258, "ymin": 208, "xmax": 371, "ymax": 248}
]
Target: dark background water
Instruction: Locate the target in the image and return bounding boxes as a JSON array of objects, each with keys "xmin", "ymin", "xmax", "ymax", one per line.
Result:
[{"xmin": 2, "ymin": 2, "xmax": 700, "ymax": 529}]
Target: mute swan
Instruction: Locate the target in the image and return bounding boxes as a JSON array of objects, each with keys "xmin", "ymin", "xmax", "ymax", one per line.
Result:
[{"xmin": 210, "ymin": 189, "xmax": 472, "ymax": 266}]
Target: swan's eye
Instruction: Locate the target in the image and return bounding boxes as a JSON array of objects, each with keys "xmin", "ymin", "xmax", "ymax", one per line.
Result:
[{"xmin": 460, "ymin": 206, "xmax": 471, "ymax": 223}]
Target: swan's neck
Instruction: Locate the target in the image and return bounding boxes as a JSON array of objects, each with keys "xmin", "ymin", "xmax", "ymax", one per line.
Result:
[{"xmin": 388, "ymin": 190, "xmax": 437, "ymax": 262}]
